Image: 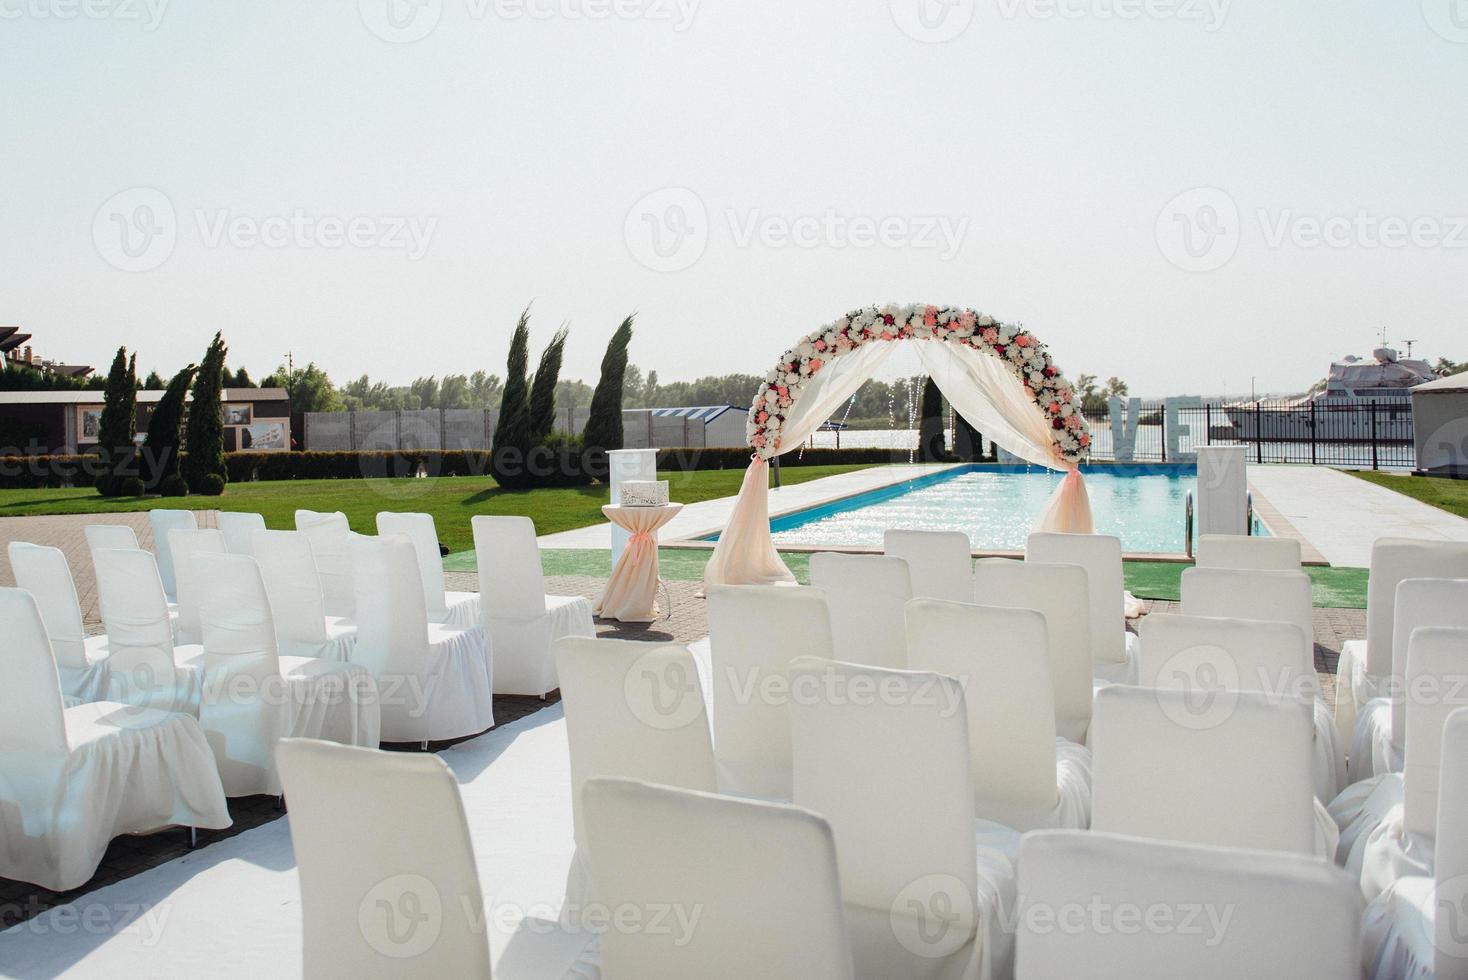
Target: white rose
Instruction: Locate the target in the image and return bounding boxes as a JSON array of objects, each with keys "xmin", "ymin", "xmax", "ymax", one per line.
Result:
[
  {"xmin": 978, "ymin": 314, "xmax": 995, "ymax": 327},
  {"xmin": 1060, "ymin": 403, "xmax": 1073, "ymax": 418},
  {"xmin": 764, "ymin": 390, "xmax": 777, "ymax": 404}
]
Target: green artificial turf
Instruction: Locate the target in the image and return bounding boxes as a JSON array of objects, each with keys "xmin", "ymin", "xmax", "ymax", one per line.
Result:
[
  {"xmin": 1348, "ymin": 470, "xmax": 1468, "ymax": 521},
  {"xmin": 0, "ymin": 465, "xmax": 875, "ymax": 555}
]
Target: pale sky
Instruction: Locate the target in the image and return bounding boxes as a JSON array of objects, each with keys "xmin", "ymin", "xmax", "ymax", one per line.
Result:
[{"xmin": 2, "ymin": 0, "xmax": 1465, "ymax": 398}]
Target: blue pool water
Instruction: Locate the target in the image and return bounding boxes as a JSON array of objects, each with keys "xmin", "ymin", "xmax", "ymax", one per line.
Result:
[{"xmin": 756, "ymin": 464, "xmax": 1265, "ymax": 555}]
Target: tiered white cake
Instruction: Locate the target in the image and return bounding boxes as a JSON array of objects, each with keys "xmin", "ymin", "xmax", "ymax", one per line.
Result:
[{"xmin": 620, "ymin": 480, "xmax": 670, "ymax": 507}]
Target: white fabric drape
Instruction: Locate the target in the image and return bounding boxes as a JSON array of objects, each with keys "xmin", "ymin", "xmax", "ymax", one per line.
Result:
[{"xmin": 705, "ymin": 337, "xmax": 1091, "ymax": 589}]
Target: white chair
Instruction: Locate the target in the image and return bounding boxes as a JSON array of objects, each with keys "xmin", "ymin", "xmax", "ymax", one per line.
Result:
[
  {"xmin": 1025, "ymin": 532, "xmax": 1137, "ymax": 684},
  {"xmin": 471, "ymin": 515, "xmax": 593, "ymax": 696},
  {"xmin": 295, "ymin": 509, "xmax": 356, "ymax": 619},
  {"xmin": 148, "ymin": 508, "xmax": 199, "ymax": 603},
  {"xmin": 1196, "ymin": 533, "xmax": 1302, "ymax": 570},
  {"xmin": 905, "ymin": 598, "xmax": 1091, "ymax": 831},
  {"xmin": 808, "ymin": 553, "xmax": 912, "ymax": 669},
  {"xmin": 1360, "ymin": 706, "xmax": 1468, "ymax": 980},
  {"xmin": 1015, "ymin": 830, "xmax": 1362, "ymax": 980},
  {"xmin": 168, "ymin": 528, "xmax": 226, "ymax": 646},
  {"xmin": 92, "ymin": 548, "xmax": 204, "ymax": 714},
  {"xmin": 377, "ymin": 512, "xmax": 478, "ymax": 627},
  {"xmin": 582, "ymin": 776, "xmax": 855, "ymax": 980},
  {"xmin": 1335, "ymin": 539, "xmax": 1468, "ymax": 746},
  {"xmin": 350, "ymin": 533, "xmax": 493, "ymax": 744},
  {"xmin": 883, "ymin": 529, "xmax": 972, "ymax": 603},
  {"xmin": 704, "ymin": 584, "xmax": 834, "ymax": 800},
  {"xmin": 0, "ymin": 588, "xmax": 229, "ymax": 892},
  {"xmin": 1180, "ymin": 566, "xmax": 1315, "ymax": 661},
  {"xmin": 215, "ymin": 511, "xmax": 266, "ymax": 555},
  {"xmin": 275, "ymin": 739, "xmax": 493, "ymax": 977},
  {"xmin": 972, "ymin": 558, "xmax": 1093, "ymax": 743},
  {"xmin": 555, "ymin": 636, "xmax": 717, "ymax": 919},
  {"xmin": 1353, "ymin": 578, "xmax": 1468, "ymax": 783},
  {"xmin": 1138, "ymin": 612, "xmax": 1344, "ymax": 801},
  {"xmin": 252, "ymin": 529, "xmax": 358, "ymax": 661},
  {"xmin": 196, "ymin": 553, "xmax": 379, "ymax": 796},
  {"xmin": 1090, "ymin": 684, "xmax": 1328, "ymax": 856},
  {"xmin": 1333, "ymin": 626, "xmax": 1468, "ymax": 904},
  {"xmin": 791, "ymin": 657, "xmax": 1016, "ymax": 980},
  {"xmin": 84, "ymin": 522, "xmax": 139, "ymax": 556},
  {"xmin": 8, "ymin": 542, "xmax": 110, "ymax": 703}
]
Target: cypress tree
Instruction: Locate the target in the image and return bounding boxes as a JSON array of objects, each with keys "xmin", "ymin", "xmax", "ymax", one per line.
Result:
[
  {"xmin": 94, "ymin": 347, "xmax": 138, "ymax": 496},
  {"xmin": 918, "ymin": 377, "xmax": 946, "ymax": 462},
  {"xmin": 581, "ymin": 314, "xmax": 634, "ymax": 480},
  {"xmin": 143, "ymin": 364, "xmax": 197, "ymax": 494},
  {"xmin": 183, "ymin": 333, "xmax": 229, "ymax": 494},
  {"xmin": 490, "ymin": 308, "xmax": 534, "ymax": 489},
  {"xmin": 528, "ymin": 326, "xmax": 569, "ymax": 443}
]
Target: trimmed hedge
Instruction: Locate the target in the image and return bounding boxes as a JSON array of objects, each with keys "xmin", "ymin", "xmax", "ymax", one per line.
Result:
[{"xmin": 0, "ymin": 446, "xmax": 915, "ymax": 490}]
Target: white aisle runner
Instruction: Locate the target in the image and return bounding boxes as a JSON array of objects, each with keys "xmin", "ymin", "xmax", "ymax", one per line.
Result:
[{"xmin": 0, "ymin": 706, "xmax": 594, "ymax": 979}]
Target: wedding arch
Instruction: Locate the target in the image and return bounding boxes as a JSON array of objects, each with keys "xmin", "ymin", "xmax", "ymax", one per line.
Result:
[{"xmin": 704, "ymin": 303, "xmax": 1095, "ymax": 587}]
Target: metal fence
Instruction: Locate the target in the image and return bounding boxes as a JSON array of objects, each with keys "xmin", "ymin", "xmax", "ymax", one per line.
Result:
[{"xmin": 1079, "ymin": 398, "xmax": 1416, "ymax": 469}]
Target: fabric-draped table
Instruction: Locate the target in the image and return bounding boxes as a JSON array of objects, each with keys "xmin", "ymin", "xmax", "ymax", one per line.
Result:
[{"xmin": 595, "ymin": 503, "xmax": 682, "ymax": 623}]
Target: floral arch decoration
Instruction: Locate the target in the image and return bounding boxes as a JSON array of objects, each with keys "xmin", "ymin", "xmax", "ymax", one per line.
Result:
[
  {"xmin": 705, "ymin": 302, "xmax": 1095, "ymax": 589},
  {"xmin": 748, "ymin": 303, "xmax": 1090, "ymax": 462}
]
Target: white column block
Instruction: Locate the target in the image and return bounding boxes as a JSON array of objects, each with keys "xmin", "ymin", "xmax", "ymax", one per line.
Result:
[{"xmin": 1196, "ymin": 445, "xmax": 1248, "ymax": 536}]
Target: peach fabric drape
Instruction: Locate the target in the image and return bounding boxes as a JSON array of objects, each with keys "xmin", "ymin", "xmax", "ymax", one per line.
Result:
[
  {"xmin": 596, "ymin": 504, "xmax": 682, "ymax": 621},
  {"xmin": 704, "ymin": 336, "xmax": 1092, "ymax": 589}
]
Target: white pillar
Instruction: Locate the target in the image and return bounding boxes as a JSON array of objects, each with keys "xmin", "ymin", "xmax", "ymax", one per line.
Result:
[
  {"xmin": 1196, "ymin": 445, "xmax": 1248, "ymax": 536},
  {"xmin": 608, "ymin": 448, "xmax": 657, "ymax": 566}
]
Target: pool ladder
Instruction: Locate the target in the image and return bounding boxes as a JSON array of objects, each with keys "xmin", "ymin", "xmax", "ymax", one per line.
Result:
[{"xmin": 1184, "ymin": 490, "xmax": 1254, "ymax": 559}]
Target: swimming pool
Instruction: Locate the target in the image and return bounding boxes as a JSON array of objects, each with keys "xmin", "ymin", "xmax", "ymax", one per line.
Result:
[{"xmin": 751, "ymin": 464, "xmax": 1265, "ymax": 555}]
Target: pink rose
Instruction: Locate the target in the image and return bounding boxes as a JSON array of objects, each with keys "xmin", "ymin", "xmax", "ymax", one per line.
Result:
[
  {"xmin": 756, "ymin": 411, "xmax": 768, "ymax": 423},
  {"xmin": 814, "ymin": 339, "xmax": 826, "ymax": 351},
  {"xmin": 924, "ymin": 310, "xmax": 938, "ymax": 327},
  {"xmin": 752, "ymin": 433, "xmax": 766, "ymax": 448},
  {"xmin": 1079, "ymin": 434, "xmax": 1090, "ymax": 446},
  {"xmin": 958, "ymin": 312, "xmax": 976, "ymax": 329},
  {"xmin": 881, "ymin": 331, "xmax": 895, "ymax": 341},
  {"xmin": 809, "ymin": 358, "xmax": 823, "ymax": 372},
  {"xmin": 1049, "ymin": 401, "xmax": 1061, "ymax": 414},
  {"xmin": 981, "ymin": 327, "xmax": 998, "ymax": 343}
]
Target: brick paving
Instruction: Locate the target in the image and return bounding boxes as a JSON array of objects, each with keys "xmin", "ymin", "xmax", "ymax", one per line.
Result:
[{"xmin": 0, "ymin": 518, "xmax": 1363, "ymax": 930}]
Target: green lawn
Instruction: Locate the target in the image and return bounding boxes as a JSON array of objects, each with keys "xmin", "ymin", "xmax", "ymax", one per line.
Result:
[
  {"xmin": 0, "ymin": 465, "xmax": 875, "ymax": 554},
  {"xmin": 1349, "ymin": 470, "xmax": 1468, "ymax": 521}
]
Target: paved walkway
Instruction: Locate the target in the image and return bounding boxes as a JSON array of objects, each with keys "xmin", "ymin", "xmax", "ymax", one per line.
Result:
[
  {"xmin": 1247, "ymin": 465, "xmax": 1468, "ymax": 567},
  {"xmin": 535, "ymin": 463, "xmax": 957, "ymax": 549}
]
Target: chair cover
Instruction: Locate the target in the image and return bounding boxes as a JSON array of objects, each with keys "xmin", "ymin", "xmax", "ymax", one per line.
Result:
[
  {"xmin": 1091, "ymin": 685, "xmax": 1325, "ymax": 856},
  {"xmin": 8, "ymin": 542, "xmax": 110, "ymax": 703},
  {"xmin": 705, "ymin": 584, "xmax": 834, "ymax": 799},
  {"xmin": 275, "ymin": 739, "xmax": 493, "ymax": 977},
  {"xmin": 1361, "ymin": 707, "xmax": 1468, "ymax": 980},
  {"xmin": 295, "ymin": 509, "xmax": 356, "ymax": 619},
  {"xmin": 377, "ymin": 511, "xmax": 479, "ymax": 627},
  {"xmin": 252, "ymin": 529, "xmax": 358, "ymax": 661},
  {"xmin": 1196, "ymin": 533, "xmax": 1302, "ymax": 570},
  {"xmin": 215, "ymin": 511, "xmax": 266, "ymax": 555},
  {"xmin": 790, "ymin": 657, "xmax": 1015, "ymax": 980},
  {"xmin": 168, "ymin": 528, "xmax": 226, "ymax": 646},
  {"xmin": 1353, "ymin": 578, "xmax": 1468, "ymax": 783},
  {"xmin": 1335, "ymin": 539, "xmax": 1468, "ymax": 745},
  {"xmin": 1138, "ymin": 612, "xmax": 1343, "ymax": 800},
  {"xmin": 350, "ymin": 533, "xmax": 493, "ymax": 743},
  {"xmin": 972, "ymin": 558, "xmax": 1093, "ymax": 743},
  {"xmin": 905, "ymin": 598, "xmax": 1091, "ymax": 831},
  {"xmin": 148, "ymin": 509, "xmax": 199, "ymax": 602},
  {"xmin": 884, "ymin": 530, "xmax": 972, "ymax": 604},
  {"xmin": 1342, "ymin": 626, "xmax": 1468, "ymax": 905},
  {"xmin": 808, "ymin": 553, "xmax": 912, "ymax": 669},
  {"xmin": 196, "ymin": 553, "xmax": 380, "ymax": 796},
  {"xmin": 0, "ymin": 588, "xmax": 229, "ymax": 892},
  {"xmin": 1179, "ymin": 567, "xmax": 1315, "ymax": 660},
  {"xmin": 1015, "ymin": 830, "xmax": 1362, "ymax": 979},
  {"xmin": 92, "ymin": 548, "xmax": 203, "ymax": 714},
  {"xmin": 581, "ymin": 776, "xmax": 855, "ymax": 980},
  {"xmin": 472, "ymin": 515, "xmax": 593, "ymax": 696},
  {"xmin": 1025, "ymin": 532, "xmax": 1138, "ymax": 683},
  {"xmin": 555, "ymin": 636, "xmax": 717, "ymax": 920},
  {"xmin": 84, "ymin": 522, "xmax": 140, "ymax": 556}
]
